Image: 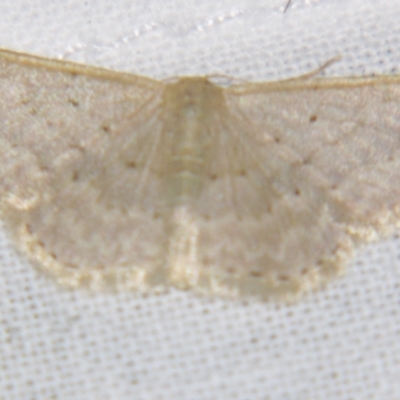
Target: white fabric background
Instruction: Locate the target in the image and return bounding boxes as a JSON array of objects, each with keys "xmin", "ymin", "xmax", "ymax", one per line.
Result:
[{"xmin": 1, "ymin": 1, "xmax": 400, "ymax": 399}]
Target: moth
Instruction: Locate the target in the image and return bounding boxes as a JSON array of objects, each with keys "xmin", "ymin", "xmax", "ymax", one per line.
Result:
[{"xmin": 0, "ymin": 48, "xmax": 399, "ymax": 300}]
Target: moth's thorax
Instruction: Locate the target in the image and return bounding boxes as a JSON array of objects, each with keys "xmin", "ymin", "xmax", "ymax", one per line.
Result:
[{"xmin": 163, "ymin": 78, "xmax": 225, "ymax": 206}]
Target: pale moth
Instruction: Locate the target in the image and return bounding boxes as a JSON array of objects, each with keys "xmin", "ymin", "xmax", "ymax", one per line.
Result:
[{"xmin": 0, "ymin": 49, "xmax": 399, "ymax": 300}]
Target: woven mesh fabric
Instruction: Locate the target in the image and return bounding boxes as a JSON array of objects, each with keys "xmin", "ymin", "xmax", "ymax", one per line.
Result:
[{"xmin": 1, "ymin": 1, "xmax": 400, "ymax": 399}]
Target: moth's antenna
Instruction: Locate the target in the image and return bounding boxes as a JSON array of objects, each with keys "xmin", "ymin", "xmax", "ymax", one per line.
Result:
[
  {"xmin": 283, "ymin": 0, "xmax": 292, "ymax": 13},
  {"xmin": 284, "ymin": 55, "xmax": 342, "ymax": 82},
  {"xmin": 302, "ymin": 55, "xmax": 342, "ymax": 78}
]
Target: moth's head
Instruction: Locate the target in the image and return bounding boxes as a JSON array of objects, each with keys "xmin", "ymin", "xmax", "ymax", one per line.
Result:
[{"xmin": 163, "ymin": 76, "xmax": 224, "ymax": 112}]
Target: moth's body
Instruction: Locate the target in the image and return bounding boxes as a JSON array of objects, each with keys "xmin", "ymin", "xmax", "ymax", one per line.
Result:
[
  {"xmin": 1, "ymin": 48, "xmax": 400, "ymax": 300},
  {"xmin": 164, "ymin": 78, "xmax": 218, "ymax": 207},
  {"xmin": 162, "ymin": 78, "xmax": 224, "ymax": 287}
]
